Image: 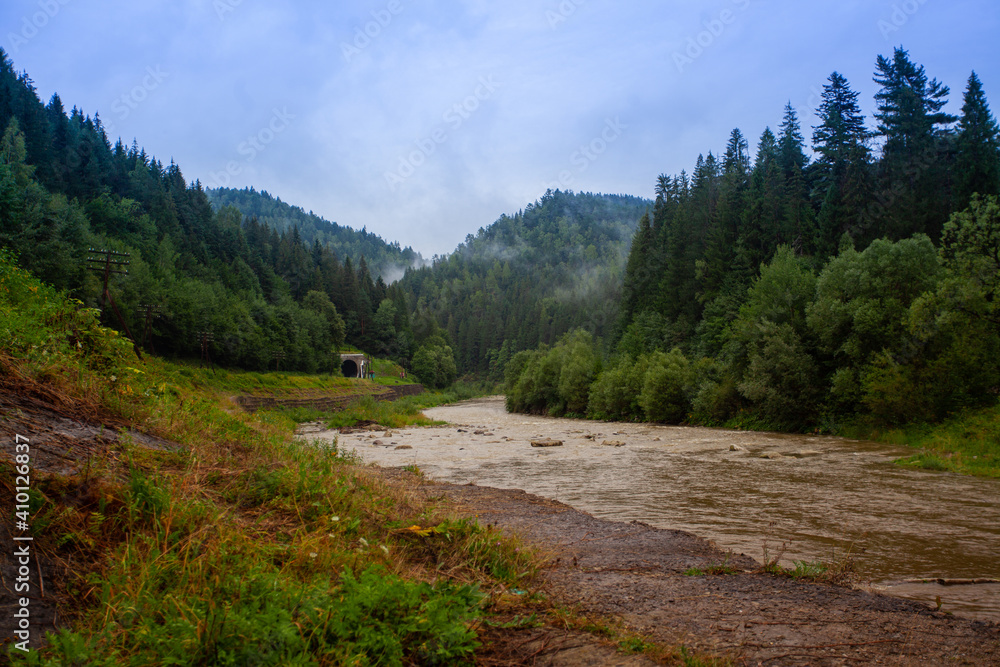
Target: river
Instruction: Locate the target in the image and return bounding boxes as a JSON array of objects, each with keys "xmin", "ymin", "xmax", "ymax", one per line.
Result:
[{"xmin": 301, "ymin": 396, "xmax": 1000, "ymax": 622}]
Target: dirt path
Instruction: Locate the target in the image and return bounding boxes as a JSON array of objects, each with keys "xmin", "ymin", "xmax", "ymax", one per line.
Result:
[{"xmin": 414, "ymin": 478, "xmax": 1000, "ymax": 666}]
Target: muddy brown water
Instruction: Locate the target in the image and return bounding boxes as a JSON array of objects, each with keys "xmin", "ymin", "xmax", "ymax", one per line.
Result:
[{"xmin": 300, "ymin": 397, "xmax": 1000, "ymax": 622}]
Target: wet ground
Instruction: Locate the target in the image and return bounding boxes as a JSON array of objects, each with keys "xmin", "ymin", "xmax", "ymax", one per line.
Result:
[{"xmin": 301, "ymin": 397, "xmax": 1000, "ymax": 623}]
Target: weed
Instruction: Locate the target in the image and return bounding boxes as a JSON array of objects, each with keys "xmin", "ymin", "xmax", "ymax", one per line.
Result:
[{"xmin": 789, "ymin": 560, "xmax": 828, "ymax": 579}]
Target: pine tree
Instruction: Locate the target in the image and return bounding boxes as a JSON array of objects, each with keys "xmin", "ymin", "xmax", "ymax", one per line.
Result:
[
  {"xmin": 619, "ymin": 211, "xmax": 654, "ymax": 330},
  {"xmin": 871, "ymin": 47, "xmax": 956, "ymax": 240},
  {"xmin": 954, "ymin": 72, "xmax": 1000, "ymax": 207},
  {"xmin": 743, "ymin": 127, "xmax": 783, "ymax": 267},
  {"xmin": 813, "ymin": 72, "xmax": 872, "ymax": 255},
  {"xmin": 778, "ymin": 103, "xmax": 815, "ymax": 252}
]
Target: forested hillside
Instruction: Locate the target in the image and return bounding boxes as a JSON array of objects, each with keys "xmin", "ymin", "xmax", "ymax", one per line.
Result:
[
  {"xmin": 0, "ymin": 48, "xmax": 416, "ymax": 372},
  {"xmin": 206, "ymin": 187, "xmax": 423, "ymax": 282},
  {"xmin": 400, "ymin": 191, "xmax": 650, "ymax": 379},
  {"xmin": 507, "ymin": 48, "xmax": 1000, "ymax": 432}
]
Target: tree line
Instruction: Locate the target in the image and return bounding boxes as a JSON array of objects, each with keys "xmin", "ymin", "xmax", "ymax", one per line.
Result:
[
  {"xmin": 206, "ymin": 187, "xmax": 423, "ymax": 284},
  {"xmin": 507, "ymin": 48, "xmax": 1000, "ymax": 429}
]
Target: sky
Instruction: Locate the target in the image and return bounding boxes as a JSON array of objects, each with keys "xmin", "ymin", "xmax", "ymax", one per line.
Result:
[{"xmin": 3, "ymin": 0, "xmax": 999, "ymax": 257}]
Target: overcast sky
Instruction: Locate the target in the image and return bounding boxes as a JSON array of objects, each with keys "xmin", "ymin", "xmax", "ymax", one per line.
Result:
[{"xmin": 4, "ymin": 0, "xmax": 999, "ymax": 256}]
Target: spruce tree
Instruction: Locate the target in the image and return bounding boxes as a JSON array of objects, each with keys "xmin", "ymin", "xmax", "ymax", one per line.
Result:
[
  {"xmin": 955, "ymin": 72, "xmax": 1000, "ymax": 207},
  {"xmin": 871, "ymin": 47, "xmax": 956, "ymax": 240},
  {"xmin": 813, "ymin": 72, "xmax": 872, "ymax": 255},
  {"xmin": 778, "ymin": 103, "xmax": 815, "ymax": 252}
]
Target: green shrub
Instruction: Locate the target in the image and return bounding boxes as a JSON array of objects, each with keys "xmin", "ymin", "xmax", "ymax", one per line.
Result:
[{"xmin": 640, "ymin": 349, "xmax": 693, "ymax": 423}]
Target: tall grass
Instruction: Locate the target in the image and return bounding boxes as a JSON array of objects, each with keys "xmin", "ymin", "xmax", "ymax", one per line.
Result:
[{"xmin": 869, "ymin": 402, "xmax": 1000, "ymax": 477}]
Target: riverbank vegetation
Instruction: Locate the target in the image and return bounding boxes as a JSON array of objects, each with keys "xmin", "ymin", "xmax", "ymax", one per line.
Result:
[{"xmin": 503, "ymin": 49, "xmax": 1000, "ymax": 476}]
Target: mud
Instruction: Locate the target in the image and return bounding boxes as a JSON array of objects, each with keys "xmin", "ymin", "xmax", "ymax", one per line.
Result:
[{"xmin": 415, "ymin": 478, "xmax": 1000, "ymax": 665}]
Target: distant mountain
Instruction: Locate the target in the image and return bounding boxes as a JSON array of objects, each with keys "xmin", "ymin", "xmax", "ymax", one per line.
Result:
[
  {"xmin": 206, "ymin": 187, "xmax": 423, "ymax": 282},
  {"xmin": 401, "ymin": 190, "xmax": 651, "ymax": 378}
]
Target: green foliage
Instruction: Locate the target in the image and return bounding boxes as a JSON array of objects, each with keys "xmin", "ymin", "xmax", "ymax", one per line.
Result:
[
  {"xmin": 737, "ymin": 321, "xmax": 820, "ymax": 428},
  {"xmin": 412, "ymin": 337, "xmax": 458, "ymax": 390},
  {"xmin": 27, "ymin": 560, "xmax": 482, "ymax": 667},
  {"xmin": 506, "ymin": 329, "xmax": 600, "ymax": 417},
  {"xmin": 640, "ymin": 349, "xmax": 693, "ymax": 423},
  {"xmin": 0, "ymin": 248, "xmax": 136, "ymax": 380},
  {"xmin": 941, "ymin": 194, "xmax": 1000, "ymax": 301},
  {"xmin": 587, "ymin": 354, "xmax": 650, "ymax": 421},
  {"xmin": 727, "ymin": 247, "xmax": 820, "ymax": 427},
  {"xmin": 808, "ymin": 236, "xmax": 941, "ymax": 370},
  {"xmin": 954, "ymin": 72, "xmax": 1000, "ymax": 207}
]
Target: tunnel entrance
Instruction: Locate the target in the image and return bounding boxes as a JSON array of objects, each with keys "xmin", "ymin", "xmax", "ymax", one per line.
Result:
[{"xmin": 341, "ymin": 359, "xmax": 359, "ymax": 378}]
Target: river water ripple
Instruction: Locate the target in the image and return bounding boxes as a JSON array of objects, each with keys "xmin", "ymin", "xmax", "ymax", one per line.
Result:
[{"xmin": 302, "ymin": 397, "xmax": 1000, "ymax": 622}]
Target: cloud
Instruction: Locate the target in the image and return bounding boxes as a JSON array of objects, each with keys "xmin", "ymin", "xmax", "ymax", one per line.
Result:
[{"xmin": 3, "ymin": 0, "xmax": 998, "ymax": 256}]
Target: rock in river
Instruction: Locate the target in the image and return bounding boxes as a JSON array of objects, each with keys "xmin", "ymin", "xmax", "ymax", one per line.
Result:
[
  {"xmin": 531, "ymin": 439, "xmax": 564, "ymax": 448},
  {"xmin": 602, "ymin": 440, "xmax": 627, "ymax": 448}
]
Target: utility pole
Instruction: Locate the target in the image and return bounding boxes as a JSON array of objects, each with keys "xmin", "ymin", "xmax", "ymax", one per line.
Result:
[
  {"xmin": 86, "ymin": 248, "xmax": 142, "ymax": 359},
  {"xmin": 273, "ymin": 351, "xmax": 286, "ymax": 371},
  {"xmin": 135, "ymin": 304, "xmax": 162, "ymax": 353},
  {"xmin": 197, "ymin": 330, "xmax": 214, "ymax": 366}
]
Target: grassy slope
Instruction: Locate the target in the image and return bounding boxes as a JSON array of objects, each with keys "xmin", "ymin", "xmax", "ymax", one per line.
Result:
[{"xmin": 1, "ymin": 252, "xmax": 539, "ymax": 665}]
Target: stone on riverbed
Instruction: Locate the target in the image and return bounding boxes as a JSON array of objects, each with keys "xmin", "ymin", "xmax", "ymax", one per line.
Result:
[
  {"xmin": 531, "ymin": 439, "xmax": 564, "ymax": 448},
  {"xmin": 602, "ymin": 440, "xmax": 627, "ymax": 448},
  {"xmin": 395, "ymin": 445, "xmax": 413, "ymax": 451},
  {"xmin": 759, "ymin": 451, "xmax": 784, "ymax": 460},
  {"xmin": 730, "ymin": 444, "xmax": 747, "ymax": 452},
  {"xmin": 793, "ymin": 450, "xmax": 823, "ymax": 458}
]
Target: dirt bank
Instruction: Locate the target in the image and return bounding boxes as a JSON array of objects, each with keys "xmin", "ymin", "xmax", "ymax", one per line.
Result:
[{"xmin": 387, "ymin": 472, "xmax": 1000, "ymax": 665}]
